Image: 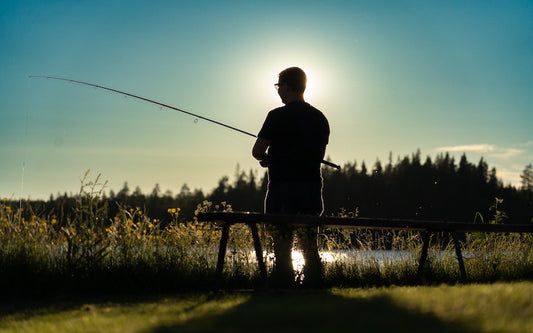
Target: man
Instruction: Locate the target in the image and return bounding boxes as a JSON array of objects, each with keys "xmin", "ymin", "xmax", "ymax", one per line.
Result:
[{"xmin": 252, "ymin": 67, "xmax": 330, "ymax": 287}]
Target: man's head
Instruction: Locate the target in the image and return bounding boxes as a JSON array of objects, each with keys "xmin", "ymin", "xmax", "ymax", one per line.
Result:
[
  {"xmin": 277, "ymin": 67, "xmax": 307, "ymax": 93},
  {"xmin": 276, "ymin": 67, "xmax": 307, "ymax": 104}
]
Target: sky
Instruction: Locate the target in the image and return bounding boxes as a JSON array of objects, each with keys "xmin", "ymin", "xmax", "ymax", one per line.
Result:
[{"xmin": 1, "ymin": 0, "xmax": 532, "ymax": 200}]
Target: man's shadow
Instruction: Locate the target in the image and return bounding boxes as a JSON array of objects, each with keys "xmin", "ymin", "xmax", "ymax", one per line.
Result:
[{"xmin": 149, "ymin": 289, "xmax": 476, "ymax": 333}]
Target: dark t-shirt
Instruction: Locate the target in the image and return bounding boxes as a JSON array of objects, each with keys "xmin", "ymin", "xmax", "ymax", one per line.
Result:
[{"xmin": 257, "ymin": 101, "xmax": 329, "ymax": 183}]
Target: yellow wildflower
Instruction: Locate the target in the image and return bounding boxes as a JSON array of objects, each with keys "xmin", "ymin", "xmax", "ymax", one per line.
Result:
[{"xmin": 51, "ymin": 219, "xmax": 57, "ymax": 224}]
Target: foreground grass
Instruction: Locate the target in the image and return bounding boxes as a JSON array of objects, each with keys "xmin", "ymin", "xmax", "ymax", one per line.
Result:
[{"xmin": 1, "ymin": 282, "xmax": 532, "ymax": 333}]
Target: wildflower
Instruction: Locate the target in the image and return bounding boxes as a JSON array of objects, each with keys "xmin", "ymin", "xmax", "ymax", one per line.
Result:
[
  {"xmin": 51, "ymin": 218, "xmax": 57, "ymax": 224},
  {"xmin": 148, "ymin": 223, "xmax": 153, "ymax": 229}
]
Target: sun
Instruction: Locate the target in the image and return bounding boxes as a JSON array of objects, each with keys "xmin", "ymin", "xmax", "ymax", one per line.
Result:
[{"xmin": 302, "ymin": 67, "xmax": 321, "ymax": 102}]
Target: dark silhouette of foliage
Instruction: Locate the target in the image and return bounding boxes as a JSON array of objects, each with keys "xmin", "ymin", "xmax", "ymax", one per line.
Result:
[{"xmin": 15, "ymin": 150, "xmax": 533, "ymax": 226}]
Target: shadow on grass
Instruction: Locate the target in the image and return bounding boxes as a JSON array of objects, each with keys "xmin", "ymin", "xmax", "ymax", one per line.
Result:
[{"xmin": 149, "ymin": 290, "xmax": 476, "ymax": 333}]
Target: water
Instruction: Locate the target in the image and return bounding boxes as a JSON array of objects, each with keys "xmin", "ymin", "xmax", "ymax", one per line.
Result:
[{"xmin": 260, "ymin": 249, "xmax": 419, "ymax": 272}]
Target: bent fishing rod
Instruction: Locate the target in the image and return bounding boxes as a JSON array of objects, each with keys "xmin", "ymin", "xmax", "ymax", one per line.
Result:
[{"xmin": 29, "ymin": 75, "xmax": 341, "ymax": 170}]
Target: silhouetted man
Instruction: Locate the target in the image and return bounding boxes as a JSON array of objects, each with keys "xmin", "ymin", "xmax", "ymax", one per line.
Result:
[{"xmin": 252, "ymin": 67, "xmax": 330, "ymax": 287}]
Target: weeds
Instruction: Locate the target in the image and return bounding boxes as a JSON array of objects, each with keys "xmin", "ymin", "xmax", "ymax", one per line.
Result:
[{"xmin": 1, "ymin": 176, "xmax": 532, "ymax": 297}]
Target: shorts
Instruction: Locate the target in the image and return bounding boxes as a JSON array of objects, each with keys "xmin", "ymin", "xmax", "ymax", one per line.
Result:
[{"xmin": 265, "ymin": 181, "xmax": 324, "ymax": 215}]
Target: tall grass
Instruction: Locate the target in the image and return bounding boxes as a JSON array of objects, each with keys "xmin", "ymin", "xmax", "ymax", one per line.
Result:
[{"xmin": 1, "ymin": 173, "xmax": 532, "ymax": 297}]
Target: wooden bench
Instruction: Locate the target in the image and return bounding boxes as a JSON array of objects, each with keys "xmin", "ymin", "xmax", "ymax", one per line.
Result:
[{"xmin": 197, "ymin": 212, "xmax": 533, "ymax": 287}]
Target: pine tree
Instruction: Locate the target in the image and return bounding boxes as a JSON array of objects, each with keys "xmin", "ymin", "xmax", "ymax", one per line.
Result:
[{"xmin": 520, "ymin": 164, "xmax": 533, "ymax": 191}]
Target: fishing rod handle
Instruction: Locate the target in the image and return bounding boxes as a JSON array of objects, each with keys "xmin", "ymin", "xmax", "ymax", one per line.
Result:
[{"xmin": 321, "ymin": 160, "xmax": 341, "ymax": 170}]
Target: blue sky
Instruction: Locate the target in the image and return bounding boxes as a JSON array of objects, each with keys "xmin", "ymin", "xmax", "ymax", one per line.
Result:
[{"xmin": 1, "ymin": 0, "xmax": 532, "ymax": 199}]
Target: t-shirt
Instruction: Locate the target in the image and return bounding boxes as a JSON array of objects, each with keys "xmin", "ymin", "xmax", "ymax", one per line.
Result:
[{"xmin": 257, "ymin": 101, "xmax": 329, "ymax": 183}]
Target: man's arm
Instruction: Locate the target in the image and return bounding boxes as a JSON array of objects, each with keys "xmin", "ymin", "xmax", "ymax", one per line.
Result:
[{"xmin": 252, "ymin": 137, "xmax": 271, "ymax": 166}]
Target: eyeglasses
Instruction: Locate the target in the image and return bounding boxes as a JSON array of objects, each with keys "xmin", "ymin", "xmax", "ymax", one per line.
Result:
[{"xmin": 274, "ymin": 82, "xmax": 285, "ymax": 90}]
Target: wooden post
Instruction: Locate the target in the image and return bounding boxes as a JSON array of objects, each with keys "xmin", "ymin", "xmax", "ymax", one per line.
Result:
[
  {"xmin": 249, "ymin": 223, "xmax": 268, "ymax": 288},
  {"xmin": 418, "ymin": 231, "xmax": 431, "ymax": 281},
  {"xmin": 214, "ymin": 223, "xmax": 231, "ymax": 290},
  {"xmin": 452, "ymin": 232, "xmax": 467, "ymax": 282}
]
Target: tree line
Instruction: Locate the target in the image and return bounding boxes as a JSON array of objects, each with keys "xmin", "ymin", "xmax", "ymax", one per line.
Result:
[{"xmin": 24, "ymin": 151, "xmax": 533, "ymax": 225}]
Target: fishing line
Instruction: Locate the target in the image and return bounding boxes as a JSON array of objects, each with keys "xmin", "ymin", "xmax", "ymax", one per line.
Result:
[
  {"xmin": 28, "ymin": 75, "xmax": 340, "ymax": 170},
  {"xmin": 19, "ymin": 79, "xmax": 31, "ymax": 211}
]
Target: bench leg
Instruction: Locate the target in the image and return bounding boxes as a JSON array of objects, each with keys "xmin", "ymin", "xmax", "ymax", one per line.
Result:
[
  {"xmin": 418, "ymin": 231, "xmax": 431, "ymax": 281},
  {"xmin": 452, "ymin": 232, "xmax": 467, "ymax": 282},
  {"xmin": 214, "ymin": 223, "xmax": 231, "ymax": 290},
  {"xmin": 249, "ymin": 223, "xmax": 268, "ymax": 288}
]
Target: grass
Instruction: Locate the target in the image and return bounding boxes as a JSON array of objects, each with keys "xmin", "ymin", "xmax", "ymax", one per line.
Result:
[
  {"xmin": 0, "ymin": 282, "xmax": 532, "ymax": 332},
  {"xmin": 1, "ymin": 174, "xmax": 533, "ymax": 331},
  {"xmin": 1, "ymin": 173, "xmax": 533, "ymax": 295}
]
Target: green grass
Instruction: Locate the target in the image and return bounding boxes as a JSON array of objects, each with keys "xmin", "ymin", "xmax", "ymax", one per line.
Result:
[{"xmin": 1, "ymin": 282, "xmax": 532, "ymax": 332}]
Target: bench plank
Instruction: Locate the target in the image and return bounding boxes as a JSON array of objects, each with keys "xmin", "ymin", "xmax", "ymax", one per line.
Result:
[{"xmin": 198, "ymin": 212, "xmax": 533, "ymax": 233}]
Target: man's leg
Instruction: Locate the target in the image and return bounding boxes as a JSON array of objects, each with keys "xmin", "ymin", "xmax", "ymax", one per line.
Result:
[
  {"xmin": 271, "ymin": 225, "xmax": 295, "ymax": 287},
  {"xmin": 298, "ymin": 227, "xmax": 324, "ymax": 287},
  {"xmin": 265, "ymin": 182, "xmax": 295, "ymax": 287}
]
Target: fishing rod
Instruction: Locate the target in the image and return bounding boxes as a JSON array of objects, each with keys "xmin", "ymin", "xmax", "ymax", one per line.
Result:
[{"xmin": 29, "ymin": 75, "xmax": 341, "ymax": 170}]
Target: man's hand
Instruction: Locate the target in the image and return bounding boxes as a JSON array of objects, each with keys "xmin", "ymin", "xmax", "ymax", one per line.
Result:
[{"xmin": 252, "ymin": 137, "xmax": 271, "ymax": 168}]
